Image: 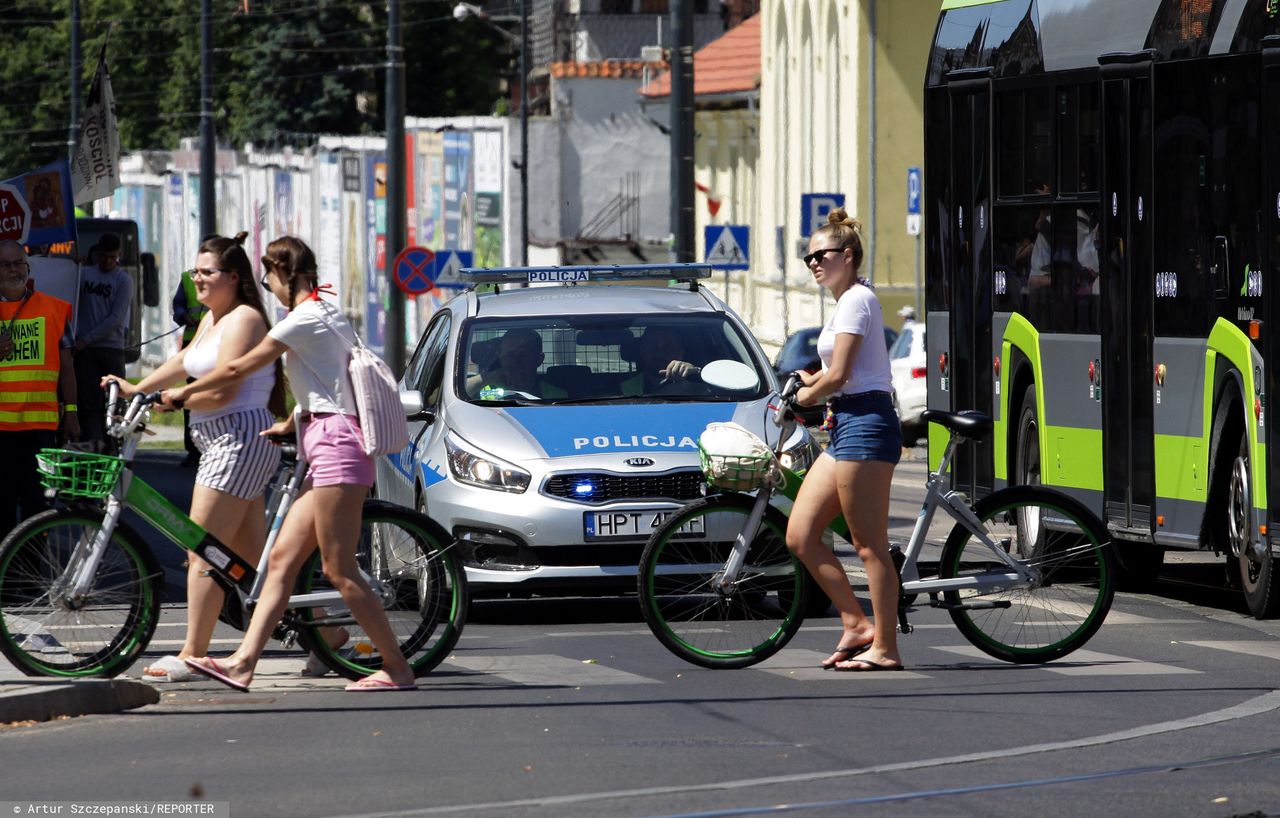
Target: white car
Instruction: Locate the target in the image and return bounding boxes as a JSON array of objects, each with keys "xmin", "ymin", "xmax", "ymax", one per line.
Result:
[
  {"xmin": 376, "ymin": 264, "xmax": 819, "ymax": 597},
  {"xmin": 890, "ymin": 322, "xmax": 927, "ymax": 442}
]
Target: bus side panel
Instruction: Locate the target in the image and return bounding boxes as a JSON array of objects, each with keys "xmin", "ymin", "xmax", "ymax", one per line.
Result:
[{"xmin": 1150, "ymin": 337, "xmax": 1211, "ymax": 547}]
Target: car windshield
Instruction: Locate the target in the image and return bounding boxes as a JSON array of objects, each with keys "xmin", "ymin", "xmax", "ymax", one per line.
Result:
[{"xmin": 458, "ymin": 314, "xmax": 768, "ymax": 405}]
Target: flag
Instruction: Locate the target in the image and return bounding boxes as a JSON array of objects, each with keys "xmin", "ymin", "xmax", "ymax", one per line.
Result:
[
  {"xmin": 71, "ymin": 49, "xmax": 121, "ymax": 206},
  {"xmin": 0, "ymin": 159, "xmax": 78, "ymax": 246},
  {"xmin": 694, "ymin": 181, "xmax": 722, "ymax": 218}
]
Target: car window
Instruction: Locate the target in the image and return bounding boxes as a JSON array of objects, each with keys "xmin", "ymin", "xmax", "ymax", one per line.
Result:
[
  {"xmin": 404, "ymin": 313, "xmax": 448, "ymax": 391},
  {"xmin": 458, "ymin": 314, "xmax": 768, "ymax": 404},
  {"xmin": 417, "ymin": 314, "xmax": 452, "ymax": 408},
  {"xmin": 890, "ymin": 327, "xmax": 914, "ymax": 360}
]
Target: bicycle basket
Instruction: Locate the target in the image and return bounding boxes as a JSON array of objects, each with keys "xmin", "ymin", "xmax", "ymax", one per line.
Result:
[
  {"xmin": 697, "ymin": 422, "xmax": 777, "ymax": 491},
  {"xmin": 36, "ymin": 448, "xmax": 124, "ymax": 499}
]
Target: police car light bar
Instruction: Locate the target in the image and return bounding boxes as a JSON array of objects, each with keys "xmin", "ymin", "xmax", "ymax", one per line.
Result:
[{"xmin": 459, "ymin": 263, "xmax": 714, "ymax": 285}]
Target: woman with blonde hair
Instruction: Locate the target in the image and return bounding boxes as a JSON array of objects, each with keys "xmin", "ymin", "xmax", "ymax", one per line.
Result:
[
  {"xmin": 104, "ymin": 232, "xmax": 287, "ymax": 682},
  {"xmin": 786, "ymin": 209, "xmax": 905, "ymax": 672}
]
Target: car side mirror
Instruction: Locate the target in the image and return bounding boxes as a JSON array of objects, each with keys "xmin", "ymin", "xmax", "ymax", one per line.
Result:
[{"xmin": 400, "ymin": 389, "xmax": 435, "ymax": 423}]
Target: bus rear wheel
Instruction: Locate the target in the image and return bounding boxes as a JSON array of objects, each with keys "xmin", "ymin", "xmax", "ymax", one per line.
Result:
[
  {"xmin": 1229, "ymin": 431, "xmax": 1280, "ymax": 618},
  {"xmin": 1015, "ymin": 384, "xmax": 1040, "ymax": 488}
]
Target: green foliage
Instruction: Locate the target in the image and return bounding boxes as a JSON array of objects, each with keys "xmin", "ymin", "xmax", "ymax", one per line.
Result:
[{"xmin": 0, "ymin": 0, "xmax": 507, "ymax": 178}]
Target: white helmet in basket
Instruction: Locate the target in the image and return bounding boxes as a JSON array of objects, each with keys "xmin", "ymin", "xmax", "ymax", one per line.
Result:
[{"xmin": 697, "ymin": 422, "xmax": 778, "ymax": 491}]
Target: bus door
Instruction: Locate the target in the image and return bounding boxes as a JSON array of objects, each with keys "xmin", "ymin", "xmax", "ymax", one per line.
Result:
[
  {"xmin": 1099, "ymin": 52, "xmax": 1156, "ymax": 540},
  {"xmin": 1264, "ymin": 37, "xmax": 1280, "ymax": 555},
  {"xmin": 945, "ymin": 68, "xmax": 995, "ymax": 498}
]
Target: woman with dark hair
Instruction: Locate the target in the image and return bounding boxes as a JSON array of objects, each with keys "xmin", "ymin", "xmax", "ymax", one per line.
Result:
[
  {"xmin": 165, "ymin": 235, "xmax": 416, "ymax": 692},
  {"xmin": 104, "ymin": 232, "xmax": 288, "ymax": 682},
  {"xmin": 786, "ymin": 208, "xmax": 905, "ymax": 673}
]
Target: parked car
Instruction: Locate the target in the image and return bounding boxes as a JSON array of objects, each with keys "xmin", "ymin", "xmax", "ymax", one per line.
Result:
[
  {"xmin": 377, "ymin": 264, "xmax": 819, "ymax": 597},
  {"xmin": 772, "ymin": 324, "xmax": 900, "ymax": 426},
  {"xmin": 889, "ymin": 322, "xmax": 928, "ymax": 443}
]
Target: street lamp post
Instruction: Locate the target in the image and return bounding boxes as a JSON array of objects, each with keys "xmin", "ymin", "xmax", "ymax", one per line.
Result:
[{"xmin": 453, "ymin": 2, "xmax": 528, "ymax": 267}]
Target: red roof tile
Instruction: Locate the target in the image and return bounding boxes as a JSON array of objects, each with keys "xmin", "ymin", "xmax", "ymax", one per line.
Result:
[
  {"xmin": 640, "ymin": 14, "xmax": 761, "ymax": 99},
  {"xmin": 550, "ymin": 60, "xmax": 665, "ymax": 80}
]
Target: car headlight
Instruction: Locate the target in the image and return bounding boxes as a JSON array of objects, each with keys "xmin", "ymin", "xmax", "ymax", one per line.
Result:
[
  {"xmin": 444, "ymin": 431, "xmax": 531, "ymax": 493},
  {"xmin": 778, "ymin": 431, "xmax": 818, "ymax": 474}
]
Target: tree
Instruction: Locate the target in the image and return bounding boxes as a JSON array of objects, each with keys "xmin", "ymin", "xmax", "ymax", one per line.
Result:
[{"xmin": 0, "ymin": 0, "xmax": 506, "ymax": 178}]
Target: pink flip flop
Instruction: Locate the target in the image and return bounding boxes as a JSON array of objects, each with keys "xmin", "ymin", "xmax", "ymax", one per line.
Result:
[
  {"xmin": 345, "ymin": 675, "xmax": 417, "ymax": 692},
  {"xmin": 184, "ymin": 657, "xmax": 250, "ymax": 692}
]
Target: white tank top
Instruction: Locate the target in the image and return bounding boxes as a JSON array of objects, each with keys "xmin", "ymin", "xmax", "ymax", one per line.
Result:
[{"xmin": 183, "ymin": 311, "xmax": 275, "ymax": 423}]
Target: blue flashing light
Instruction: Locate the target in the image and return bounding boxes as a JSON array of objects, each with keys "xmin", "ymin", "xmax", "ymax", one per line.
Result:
[
  {"xmin": 459, "ymin": 263, "xmax": 713, "ymax": 285},
  {"xmin": 572, "ymin": 480, "xmax": 597, "ymax": 498}
]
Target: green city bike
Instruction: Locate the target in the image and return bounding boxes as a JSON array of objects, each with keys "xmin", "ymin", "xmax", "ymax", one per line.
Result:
[{"xmin": 0, "ymin": 384, "xmax": 467, "ymax": 679}]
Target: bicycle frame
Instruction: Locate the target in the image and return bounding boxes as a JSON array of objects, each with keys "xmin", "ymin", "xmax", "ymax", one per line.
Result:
[{"xmin": 715, "ymin": 388, "xmax": 1034, "ymax": 597}]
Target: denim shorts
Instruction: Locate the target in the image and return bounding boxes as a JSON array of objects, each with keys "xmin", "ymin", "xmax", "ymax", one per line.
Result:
[{"xmin": 826, "ymin": 391, "xmax": 902, "ymax": 464}]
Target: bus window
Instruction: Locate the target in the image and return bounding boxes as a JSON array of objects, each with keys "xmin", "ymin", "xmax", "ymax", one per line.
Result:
[{"xmin": 1058, "ymin": 84, "xmax": 1101, "ymax": 194}]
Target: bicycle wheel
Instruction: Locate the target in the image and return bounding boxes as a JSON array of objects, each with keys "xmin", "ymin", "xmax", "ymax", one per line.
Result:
[
  {"xmin": 0, "ymin": 509, "xmax": 161, "ymax": 677},
  {"xmin": 939, "ymin": 485, "xmax": 1115, "ymax": 663},
  {"xmin": 638, "ymin": 494, "xmax": 807, "ymax": 669},
  {"xmin": 295, "ymin": 501, "xmax": 467, "ymax": 680}
]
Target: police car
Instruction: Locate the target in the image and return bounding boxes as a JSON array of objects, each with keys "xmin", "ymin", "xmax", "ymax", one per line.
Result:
[{"xmin": 378, "ymin": 263, "xmax": 817, "ymax": 596}]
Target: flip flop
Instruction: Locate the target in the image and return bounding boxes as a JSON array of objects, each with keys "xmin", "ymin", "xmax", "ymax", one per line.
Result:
[
  {"xmin": 820, "ymin": 643, "xmax": 872, "ymax": 670},
  {"xmin": 143, "ymin": 655, "xmax": 194, "ymax": 683},
  {"xmin": 184, "ymin": 657, "xmax": 250, "ymax": 692},
  {"xmin": 834, "ymin": 658, "xmax": 906, "ymax": 673},
  {"xmin": 345, "ymin": 675, "xmax": 418, "ymax": 692}
]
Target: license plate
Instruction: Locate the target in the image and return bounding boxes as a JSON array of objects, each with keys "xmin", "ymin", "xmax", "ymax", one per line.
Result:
[{"xmin": 584, "ymin": 508, "xmax": 705, "ymax": 540}]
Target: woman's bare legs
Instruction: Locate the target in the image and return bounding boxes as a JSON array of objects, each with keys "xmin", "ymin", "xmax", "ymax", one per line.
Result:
[
  {"xmin": 143, "ymin": 484, "xmax": 263, "ymax": 677},
  {"xmin": 187, "ymin": 483, "xmax": 413, "ymax": 688},
  {"xmin": 786, "ymin": 453, "xmax": 876, "ymax": 667},
  {"xmin": 832, "ymin": 459, "xmax": 901, "ymax": 670}
]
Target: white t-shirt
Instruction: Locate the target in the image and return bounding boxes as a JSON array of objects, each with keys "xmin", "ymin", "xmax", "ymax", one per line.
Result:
[
  {"xmin": 816, "ymin": 284, "xmax": 893, "ymax": 397},
  {"xmin": 267, "ymin": 299, "xmax": 358, "ymax": 415}
]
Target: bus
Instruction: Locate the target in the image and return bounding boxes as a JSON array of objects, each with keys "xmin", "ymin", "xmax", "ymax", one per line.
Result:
[
  {"xmin": 37, "ymin": 217, "xmax": 159, "ymax": 364},
  {"xmin": 923, "ymin": 0, "xmax": 1280, "ymax": 617}
]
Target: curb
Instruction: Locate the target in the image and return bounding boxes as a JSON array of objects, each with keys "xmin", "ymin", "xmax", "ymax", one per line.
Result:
[{"xmin": 0, "ymin": 679, "xmax": 160, "ymax": 724}]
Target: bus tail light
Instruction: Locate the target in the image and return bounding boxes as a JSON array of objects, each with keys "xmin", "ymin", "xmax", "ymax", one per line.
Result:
[
  {"xmin": 1256, "ymin": 397, "xmax": 1263, "ymax": 420},
  {"xmin": 1249, "ymin": 320, "xmax": 1261, "ymax": 340},
  {"xmin": 1088, "ymin": 360, "xmax": 1096, "ymax": 382}
]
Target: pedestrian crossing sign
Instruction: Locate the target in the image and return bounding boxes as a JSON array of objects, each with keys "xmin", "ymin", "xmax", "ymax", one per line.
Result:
[
  {"xmin": 704, "ymin": 225, "xmax": 749, "ymax": 270},
  {"xmin": 433, "ymin": 250, "xmax": 473, "ymax": 289}
]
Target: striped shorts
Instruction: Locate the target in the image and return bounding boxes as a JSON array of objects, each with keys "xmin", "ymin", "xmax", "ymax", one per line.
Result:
[{"xmin": 190, "ymin": 407, "xmax": 282, "ymax": 500}]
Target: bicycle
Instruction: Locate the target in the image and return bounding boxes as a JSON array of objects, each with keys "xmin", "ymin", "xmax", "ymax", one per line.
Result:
[
  {"xmin": 0, "ymin": 383, "xmax": 467, "ymax": 680},
  {"xmin": 637, "ymin": 370, "xmax": 1116, "ymax": 669}
]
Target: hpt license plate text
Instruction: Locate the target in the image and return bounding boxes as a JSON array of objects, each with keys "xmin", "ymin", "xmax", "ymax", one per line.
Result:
[{"xmin": 585, "ymin": 509, "xmax": 705, "ymax": 540}]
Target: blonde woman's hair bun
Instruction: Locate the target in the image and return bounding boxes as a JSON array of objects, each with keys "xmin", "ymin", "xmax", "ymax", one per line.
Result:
[{"xmin": 826, "ymin": 208, "xmax": 861, "ymax": 233}]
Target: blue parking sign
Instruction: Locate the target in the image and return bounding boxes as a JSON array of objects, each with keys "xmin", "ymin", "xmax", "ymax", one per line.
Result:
[
  {"xmin": 800, "ymin": 193, "xmax": 845, "ymax": 237},
  {"xmin": 907, "ymin": 167, "xmax": 921, "ymax": 215}
]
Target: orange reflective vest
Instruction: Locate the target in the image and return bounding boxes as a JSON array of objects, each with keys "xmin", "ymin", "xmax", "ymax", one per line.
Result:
[{"xmin": 0, "ymin": 290, "xmax": 71, "ymax": 431}]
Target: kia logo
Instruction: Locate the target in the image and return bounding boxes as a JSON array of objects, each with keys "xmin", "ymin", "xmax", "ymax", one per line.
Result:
[{"xmin": 624, "ymin": 457, "xmax": 655, "ymax": 467}]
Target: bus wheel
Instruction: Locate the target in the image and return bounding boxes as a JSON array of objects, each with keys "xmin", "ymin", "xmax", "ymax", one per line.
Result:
[
  {"xmin": 1230, "ymin": 431, "xmax": 1280, "ymax": 618},
  {"xmin": 1015, "ymin": 384, "xmax": 1040, "ymax": 488}
]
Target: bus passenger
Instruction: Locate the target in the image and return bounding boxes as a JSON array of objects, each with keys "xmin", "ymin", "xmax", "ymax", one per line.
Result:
[{"xmin": 788, "ymin": 208, "xmax": 905, "ymax": 673}]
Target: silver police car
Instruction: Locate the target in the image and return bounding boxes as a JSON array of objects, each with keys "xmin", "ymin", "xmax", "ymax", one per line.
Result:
[{"xmin": 378, "ymin": 264, "xmax": 817, "ymax": 596}]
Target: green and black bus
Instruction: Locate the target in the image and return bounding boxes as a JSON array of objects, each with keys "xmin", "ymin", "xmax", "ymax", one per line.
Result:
[{"xmin": 924, "ymin": 0, "xmax": 1280, "ymax": 616}]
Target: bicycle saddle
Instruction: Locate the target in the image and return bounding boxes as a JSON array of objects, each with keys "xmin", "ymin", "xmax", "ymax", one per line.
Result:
[{"xmin": 919, "ymin": 409, "xmax": 992, "ymax": 441}]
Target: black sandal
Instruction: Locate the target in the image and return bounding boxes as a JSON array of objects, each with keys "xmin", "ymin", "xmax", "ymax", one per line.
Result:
[{"xmin": 820, "ymin": 643, "xmax": 871, "ymax": 670}]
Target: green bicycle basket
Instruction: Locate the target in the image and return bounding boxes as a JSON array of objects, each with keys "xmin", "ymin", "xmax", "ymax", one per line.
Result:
[
  {"xmin": 697, "ymin": 441, "xmax": 776, "ymax": 492},
  {"xmin": 36, "ymin": 448, "xmax": 124, "ymax": 499}
]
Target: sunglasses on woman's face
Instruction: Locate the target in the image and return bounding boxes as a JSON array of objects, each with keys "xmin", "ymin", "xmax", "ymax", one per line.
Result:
[{"xmin": 803, "ymin": 247, "xmax": 844, "ymax": 266}]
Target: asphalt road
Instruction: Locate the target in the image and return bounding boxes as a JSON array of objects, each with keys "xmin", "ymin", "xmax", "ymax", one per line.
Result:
[{"xmin": 5, "ymin": 445, "xmax": 1280, "ymax": 817}]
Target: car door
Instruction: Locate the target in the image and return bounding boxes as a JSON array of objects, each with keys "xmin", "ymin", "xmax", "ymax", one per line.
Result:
[{"xmin": 379, "ymin": 313, "xmax": 452, "ymax": 507}]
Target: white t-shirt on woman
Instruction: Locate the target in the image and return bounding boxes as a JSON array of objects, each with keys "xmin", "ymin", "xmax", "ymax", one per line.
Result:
[
  {"xmin": 267, "ymin": 299, "xmax": 358, "ymax": 415},
  {"xmin": 816, "ymin": 284, "xmax": 893, "ymax": 397}
]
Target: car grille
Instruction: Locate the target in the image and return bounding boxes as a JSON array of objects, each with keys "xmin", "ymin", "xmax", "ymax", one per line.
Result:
[{"xmin": 542, "ymin": 470, "xmax": 705, "ymax": 504}]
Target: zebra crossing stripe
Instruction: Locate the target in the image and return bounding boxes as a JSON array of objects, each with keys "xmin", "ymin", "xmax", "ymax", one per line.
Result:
[
  {"xmin": 446, "ymin": 654, "xmax": 660, "ymax": 686},
  {"xmin": 1181, "ymin": 640, "xmax": 1280, "ymax": 661},
  {"xmin": 934, "ymin": 645, "xmax": 1199, "ymax": 675}
]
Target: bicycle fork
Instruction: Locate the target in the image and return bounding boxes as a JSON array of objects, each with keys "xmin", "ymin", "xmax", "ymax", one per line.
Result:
[{"xmin": 716, "ymin": 489, "xmax": 773, "ymax": 591}]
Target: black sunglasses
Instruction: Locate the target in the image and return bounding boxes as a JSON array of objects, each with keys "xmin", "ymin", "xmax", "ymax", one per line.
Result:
[{"xmin": 803, "ymin": 247, "xmax": 844, "ymax": 266}]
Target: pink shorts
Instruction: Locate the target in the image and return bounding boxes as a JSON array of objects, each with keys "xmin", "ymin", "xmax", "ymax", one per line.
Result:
[{"xmin": 300, "ymin": 413, "xmax": 375, "ymax": 488}]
